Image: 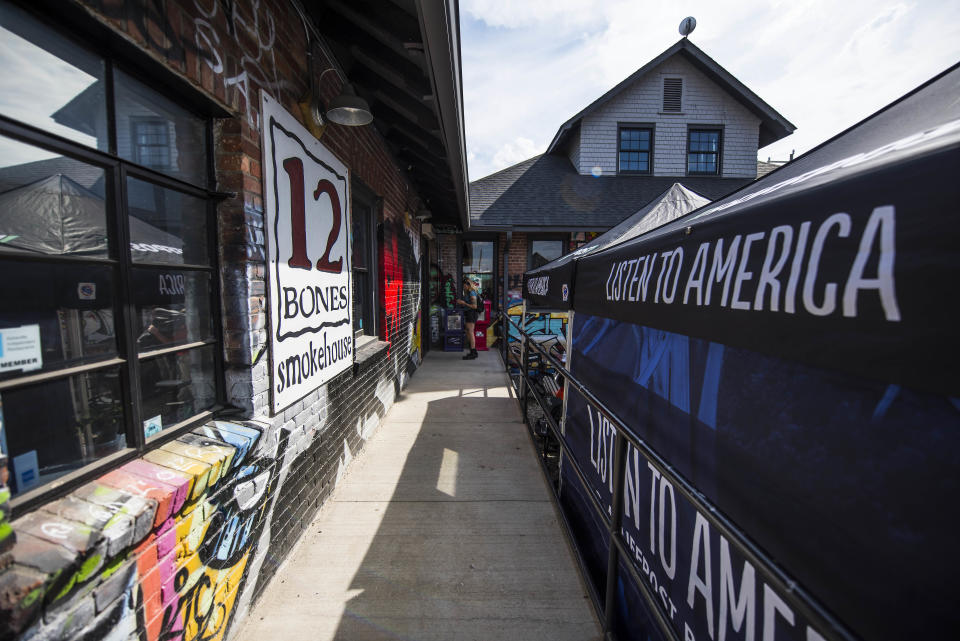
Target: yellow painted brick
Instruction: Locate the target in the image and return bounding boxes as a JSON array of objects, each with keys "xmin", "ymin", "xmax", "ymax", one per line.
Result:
[
  {"xmin": 143, "ymin": 450, "xmax": 212, "ymax": 500},
  {"xmin": 173, "ymin": 506, "xmax": 214, "ymax": 558},
  {"xmin": 159, "ymin": 441, "xmax": 231, "ymax": 486}
]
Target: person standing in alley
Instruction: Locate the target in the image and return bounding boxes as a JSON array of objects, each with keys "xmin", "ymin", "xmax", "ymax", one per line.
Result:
[{"xmin": 457, "ymin": 277, "xmax": 480, "ymax": 360}]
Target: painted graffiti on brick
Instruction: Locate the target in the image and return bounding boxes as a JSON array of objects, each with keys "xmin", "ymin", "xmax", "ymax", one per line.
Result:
[{"xmin": 0, "ymin": 406, "xmax": 328, "ymax": 641}]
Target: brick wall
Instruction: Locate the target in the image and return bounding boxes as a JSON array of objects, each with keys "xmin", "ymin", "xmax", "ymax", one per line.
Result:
[
  {"xmin": 438, "ymin": 232, "xmax": 458, "ymax": 277},
  {"xmin": 0, "ymin": 2, "xmax": 427, "ymax": 640},
  {"xmin": 578, "ymin": 56, "xmax": 761, "ymax": 178},
  {"xmin": 504, "ymin": 233, "xmax": 528, "ymax": 304}
]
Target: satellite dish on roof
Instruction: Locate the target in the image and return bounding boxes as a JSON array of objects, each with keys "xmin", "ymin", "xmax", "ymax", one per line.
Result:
[{"xmin": 679, "ymin": 16, "xmax": 697, "ymax": 37}]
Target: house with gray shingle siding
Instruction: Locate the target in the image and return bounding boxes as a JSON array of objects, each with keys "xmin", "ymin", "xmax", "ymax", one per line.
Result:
[{"xmin": 440, "ymin": 38, "xmax": 795, "ymax": 312}]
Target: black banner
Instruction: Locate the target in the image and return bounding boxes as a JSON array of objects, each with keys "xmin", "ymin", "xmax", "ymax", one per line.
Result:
[
  {"xmin": 523, "ymin": 259, "xmax": 575, "ymax": 310},
  {"xmin": 574, "ymin": 149, "xmax": 960, "ymax": 397},
  {"xmin": 559, "ymin": 313, "xmax": 960, "ymax": 641}
]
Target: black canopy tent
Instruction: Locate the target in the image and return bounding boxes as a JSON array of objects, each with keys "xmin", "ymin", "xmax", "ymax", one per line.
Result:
[
  {"xmin": 523, "ymin": 63, "xmax": 960, "ymax": 641},
  {"xmin": 0, "ymin": 173, "xmax": 186, "ymax": 262},
  {"xmin": 521, "ymin": 183, "xmax": 710, "ymax": 310},
  {"xmin": 572, "ymin": 63, "xmax": 960, "ymax": 397}
]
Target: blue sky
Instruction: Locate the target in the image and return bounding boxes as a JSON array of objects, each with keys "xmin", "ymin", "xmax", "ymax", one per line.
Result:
[{"xmin": 461, "ymin": 0, "xmax": 960, "ymax": 181}]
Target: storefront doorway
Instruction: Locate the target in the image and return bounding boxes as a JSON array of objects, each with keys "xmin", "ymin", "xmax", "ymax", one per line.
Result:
[{"xmin": 461, "ymin": 238, "xmax": 497, "ymax": 314}]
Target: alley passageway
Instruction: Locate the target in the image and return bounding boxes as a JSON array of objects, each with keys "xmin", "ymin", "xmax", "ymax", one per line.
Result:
[{"xmin": 236, "ymin": 349, "xmax": 600, "ymax": 641}]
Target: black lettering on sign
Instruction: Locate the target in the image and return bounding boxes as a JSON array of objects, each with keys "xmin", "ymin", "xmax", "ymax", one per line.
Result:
[{"xmin": 158, "ymin": 273, "xmax": 186, "ymax": 296}]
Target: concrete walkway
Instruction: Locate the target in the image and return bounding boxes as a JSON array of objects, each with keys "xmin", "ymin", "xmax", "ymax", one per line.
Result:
[{"xmin": 236, "ymin": 348, "xmax": 601, "ymax": 641}]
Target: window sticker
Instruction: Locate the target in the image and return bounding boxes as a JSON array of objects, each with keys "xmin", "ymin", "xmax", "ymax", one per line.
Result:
[
  {"xmin": 12, "ymin": 450, "xmax": 38, "ymax": 493},
  {"xmin": 0, "ymin": 325, "xmax": 42, "ymax": 374},
  {"xmin": 143, "ymin": 414, "xmax": 162, "ymax": 438}
]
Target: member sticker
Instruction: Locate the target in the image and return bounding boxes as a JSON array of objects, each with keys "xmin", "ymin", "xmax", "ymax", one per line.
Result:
[{"xmin": 0, "ymin": 325, "xmax": 42, "ymax": 374}]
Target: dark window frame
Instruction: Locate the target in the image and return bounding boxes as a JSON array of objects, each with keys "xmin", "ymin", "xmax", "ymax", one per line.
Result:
[
  {"xmin": 0, "ymin": 10, "xmax": 226, "ymax": 512},
  {"xmin": 458, "ymin": 235, "xmax": 498, "ymax": 314},
  {"xmin": 350, "ymin": 182, "xmax": 379, "ymax": 339},
  {"xmin": 617, "ymin": 124, "xmax": 654, "ymax": 175},
  {"xmin": 527, "ymin": 235, "xmax": 567, "ymax": 271},
  {"xmin": 686, "ymin": 126, "xmax": 723, "ymax": 176},
  {"xmin": 130, "ymin": 117, "xmax": 171, "ymax": 171}
]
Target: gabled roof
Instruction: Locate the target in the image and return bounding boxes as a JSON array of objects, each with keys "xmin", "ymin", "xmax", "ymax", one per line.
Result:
[
  {"xmin": 757, "ymin": 159, "xmax": 787, "ymax": 178},
  {"xmin": 547, "ymin": 38, "xmax": 796, "ymax": 154},
  {"xmin": 468, "ymin": 154, "xmax": 750, "ymax": 230}
]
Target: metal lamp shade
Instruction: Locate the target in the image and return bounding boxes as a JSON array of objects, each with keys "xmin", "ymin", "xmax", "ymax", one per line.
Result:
[{"xmin": 326, "ymin": 84, "xmax": 373, "ymax": 126}]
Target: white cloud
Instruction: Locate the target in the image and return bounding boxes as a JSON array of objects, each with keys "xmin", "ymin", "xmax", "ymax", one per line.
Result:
[
  {"xmin": 491, "ymin": 137, "xmax": 541, "ymax": 170},
  {"xmin": 463, "ymin": 0, "xmax": 960, "ymax": 179},
  {"xmin": 462, "ymin": 0, "xmax": 602, "ymax": 30}
]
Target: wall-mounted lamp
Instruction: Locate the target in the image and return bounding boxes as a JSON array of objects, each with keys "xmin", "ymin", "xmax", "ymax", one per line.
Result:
[
  {"xmin": 301, "ymin": 63, "xmax": 374, "ymax": 136},
  {"xmin": 325, "ymin": 84, "xmax": 374, "ymax": 126}
]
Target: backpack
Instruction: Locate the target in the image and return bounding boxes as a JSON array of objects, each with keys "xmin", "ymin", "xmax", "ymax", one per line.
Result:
[{"xmin": 471, "ymin": 292, "xmax": 482, "ymax": 318}]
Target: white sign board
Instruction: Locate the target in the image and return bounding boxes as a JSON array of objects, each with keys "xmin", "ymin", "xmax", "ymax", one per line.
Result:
[
  {"xmin": 0, "ymin": 324, "xmax": 42, "ymax": 375},
  {"xmin": 262, "ymin": 93, "xmax": 354, "ymax": 414}
]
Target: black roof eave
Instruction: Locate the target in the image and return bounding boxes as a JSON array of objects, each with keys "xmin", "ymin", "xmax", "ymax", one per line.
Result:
[{"xmin": 416, "ymin": 0, "xmax": 470, "ymax": 231}]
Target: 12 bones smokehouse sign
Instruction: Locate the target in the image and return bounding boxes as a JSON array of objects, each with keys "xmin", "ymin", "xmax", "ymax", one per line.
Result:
[{"xmin": 262, "ymin": 93, "xmax": 354, "ymax": 413}]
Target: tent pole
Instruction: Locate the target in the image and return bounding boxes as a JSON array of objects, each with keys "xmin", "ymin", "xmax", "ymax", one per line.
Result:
[
  {"xmin": 520, "ymin": 300, "xmax": 528, "ymax": 423},
  {"xmin": 557, "ymin": 310, "xmax": 574, "ymax": 498}
]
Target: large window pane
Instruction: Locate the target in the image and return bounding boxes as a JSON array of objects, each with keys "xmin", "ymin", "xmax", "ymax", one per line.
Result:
[
  {"xmin": 0, "ymin": 261, "xmax": 116, "ymax": 380},
  {"xmin": 462, "ymin": 241, "xmax": 493, "ymax": 273},
  {"xmin": 0, "ymin": 3, "xmax": 107, "ymax": 151},
  {"xmin": 3, "ymin": 366, "xmax": 125, "ymax": 495},
  {"xmin": 469, "ymin": 274, "xmax": 494, "ymax": 311},
  {"xmin": 619, "ymin": 127, "xmax": 651, "ymax": 173},
  {"xmin": 114, "ymin": 70, "xmax": 207, "ymax": 184},
  {"xmin": 462, "ymin": 240, "xmax": 495, "ymax": 310},
  {"xmin": 133, "ymin": 269, "xmax": 213, "ymax": 352},
  {"xmin": 688, "ymin": 130, "xmax": 720, "ymax": 175},
  {"xmin": 139, "ymin": 346, "xmax": 216, "ymax": 432},
  {"xmin": 351, "ymin": 203, "xmax": 370, "ymax": 270},
  {"xmin": 530, "ymin": 240, "xmax": 562, "ymax": 269},
  {"xmin": 352, "ymin": 271, "xmax": 369, "ymax": 335},
  {"xmin": 127, "ymin": 177, "xmax": 208, "ymax": 265},
  {"xmin": 0, "ymin": 138, "xmax": 108, "ymax": 258}
]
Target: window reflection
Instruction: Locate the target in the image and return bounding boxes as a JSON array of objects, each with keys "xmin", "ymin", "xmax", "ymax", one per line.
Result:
[
  {"xmin": 128, "ymin": 177, "xmax": 208, "ymax": 265},
  {"xmin": 0, "ymin": 138, "xmax": 108, "ymax": 258},
  {"xmin": 3, "ymin": 367, "xmax": 125, "ymax": 495},
  {"xmin": 462, "ymin": 241, "xmax": 493, "ymax": 273},
  {"xmin": 0, "ymin": 3, "xmax": 107, "ymax": 150},
  {"xmin": 462, "ymin": 240, "xmax": 495, "ymax": 309},
  {"xmin": 0, "ymin": 261, "xmax": 116, "ymax": 380},
  {"xmin": 115, "ymin": 70, "xmax": 206, "ymax": 184},
  {"xmin": 530, "ymin": 240, "xmax": 562, "ymax": 269},
  {"xmin": 688, "ymin": 130, "xmax": 720, "ymax": 174},
  {"xmin": 139, "ymin": 346, "xmax": 216, "ymax": 430},
  {"xmin": 133, "ymin": 269, "xmax": 212, "ymax": 352}
]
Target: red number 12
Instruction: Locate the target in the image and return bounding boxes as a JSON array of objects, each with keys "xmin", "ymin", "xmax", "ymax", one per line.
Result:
[{"xmin": 282, "ymin": 157, "xmax": 343, "ymax": 273}]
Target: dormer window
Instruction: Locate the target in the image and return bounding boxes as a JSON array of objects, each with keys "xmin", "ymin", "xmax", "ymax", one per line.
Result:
[
  {"xmin": 618, "ymin": 126, "xmax": 653, "ymax": 174},
  {"xmin": 688, "ymin": 128, "xmax": 722, "ymax": 174},
  {"xmin": 663, "ymin": 77, "xmax": 682, "ymax": 112}
]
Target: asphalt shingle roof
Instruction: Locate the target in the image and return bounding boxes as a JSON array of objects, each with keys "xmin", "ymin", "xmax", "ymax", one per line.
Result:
[{"xmin": 468, "ymin": 154, "xmax": 752, "ymax": 230}]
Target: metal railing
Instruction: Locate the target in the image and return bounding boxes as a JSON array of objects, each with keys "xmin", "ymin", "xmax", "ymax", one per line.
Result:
[{"xmin": 495, "ymin": 311, "xmax": 857, "ymax": 641}]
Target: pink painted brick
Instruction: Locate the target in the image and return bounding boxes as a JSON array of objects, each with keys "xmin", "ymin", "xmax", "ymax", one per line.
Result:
[
  {"xmin": 121, "ymin": 460, "xmax": 192, "ymax": 515},
  {"xmin": 99, "ymin": 469, "xmax": 176, "ymax": 528}
]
